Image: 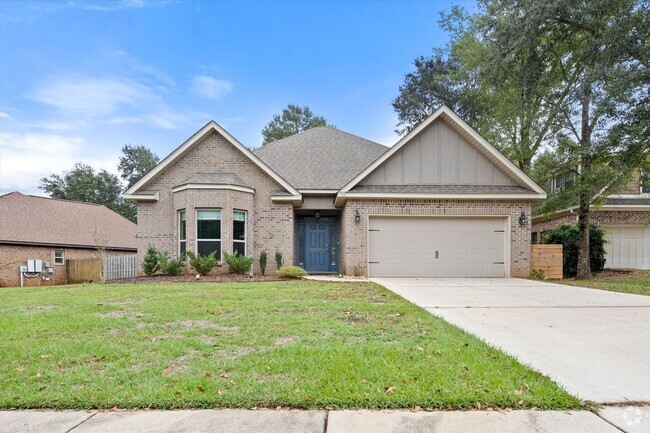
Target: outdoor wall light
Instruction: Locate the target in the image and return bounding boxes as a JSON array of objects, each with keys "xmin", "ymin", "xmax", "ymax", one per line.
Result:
[
  {"xmin": 315, "ymin": 211, "xmax": 321, "ymax": 220},
  {"xmin": 519, "ymin": 211, "xmax": 528, "ymax": 226},
  {"xmin": 355, "ymin": 210, "xmax": 361, "ymax": 224}
]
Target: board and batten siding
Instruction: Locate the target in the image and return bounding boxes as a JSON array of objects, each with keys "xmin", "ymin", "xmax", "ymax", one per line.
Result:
[{"xmin": 361, "ymin": 119, "xmax": 515, "ymax": 186}]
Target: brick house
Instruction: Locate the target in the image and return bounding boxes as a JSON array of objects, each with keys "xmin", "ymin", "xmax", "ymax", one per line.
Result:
[
  {"xmin": 0, "ymin": 192, "xmax": 137, "ymax": 287},
  {"xmin": 532, "ymin": 171, "xmax": 650, "ymax": 270},
  {"xmin": 125, "ymin": 106, "xmax": 546, "ymax": 278}
]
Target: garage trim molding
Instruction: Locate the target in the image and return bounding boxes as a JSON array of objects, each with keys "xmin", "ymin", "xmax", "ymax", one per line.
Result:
[{"xmin": 366, "ymin": 214, "xmax": 511, "ymax": 278}]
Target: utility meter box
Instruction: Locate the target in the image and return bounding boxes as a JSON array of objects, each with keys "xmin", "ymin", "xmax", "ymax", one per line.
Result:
[{"xmin": 27, "ymin": 260, "xmax": 43, "ymax": 273}]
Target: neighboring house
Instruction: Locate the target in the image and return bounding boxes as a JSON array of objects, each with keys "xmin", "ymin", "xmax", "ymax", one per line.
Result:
[
  {"xmin": 532, "ymin": 171, "xmax": 650, "ymax": 270},
  {"xmin": 125, "ymin": 106, "xmax": 546, "ymax": 278},
  {"xmin": 0, "ymin": 192, "xmax": 137, "ymax": 286}
]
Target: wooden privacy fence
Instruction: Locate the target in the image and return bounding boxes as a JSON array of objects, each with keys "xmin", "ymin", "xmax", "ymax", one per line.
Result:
[
  {"xmin": 531, "ymin": 245, "xmax": 563, "ymax": 279},
  {"xmin": 66, "ymin": 258, "xmax": 102, "ymax": 284},
  {"xmin": 102, "ymin": 255, "xmax": 137, "ymax": 281}
]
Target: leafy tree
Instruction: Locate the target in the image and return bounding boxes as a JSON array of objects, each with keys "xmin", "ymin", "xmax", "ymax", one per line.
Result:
[
  {"xmin": 261, "ymin": 104, "xmax": 331, "ymax": 144},
  {"xmin": 39, "ymin": 162, "xmax": 135, "ymax": 221},
  {"xmin": 118, "ymin": 144, "xmax": 160, "ymax": 189},
  {"xmin": 542, "ymin": 224, "xmax": 607, "ymax": 278}
]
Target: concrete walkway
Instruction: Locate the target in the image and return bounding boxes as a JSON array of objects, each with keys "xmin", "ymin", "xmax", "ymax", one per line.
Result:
[
  {"xmin": 2, "ymin": 408, "xmax": 644, "ymax": 433},
  {"xmin": 373, "ymin": 277, "xmax": 650, "ymax": 404}
]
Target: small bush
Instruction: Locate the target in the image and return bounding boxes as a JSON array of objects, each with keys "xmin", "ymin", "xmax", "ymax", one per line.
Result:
[
  {"xmin": 259, "ymin": 250, "xmax": 267, "ymax": 276},
  {"xmin": 542, "ymin": 223, "xmax": 607, "ymax": 278},
  {"xmin": 529, "ymin": 269, "xmax": 546, "ymax": 280},
  {"xmin": 186, "ymin": 251, "xmax": 218, "ymax": 276},
  {"xmin": 142, "ymin": 246, "xmax": 161, "ymax": 276},
  {"xmin": 223, "ymin": 251, "xmax": 255, "ymax": 274},
  {"xmin": 275, "ymin": 251, "xmax": 283, "ymax": 269},
  {"xmin": 350, "ymin": 264, "xmax": 364, "ymax": 277},
  {"xmin": 160, "ymin": 253, "xmax": 185, "ymax": 276},
  {"xmin": 276, "ymin": 265, "xmax": 306, "ymax": 278}
]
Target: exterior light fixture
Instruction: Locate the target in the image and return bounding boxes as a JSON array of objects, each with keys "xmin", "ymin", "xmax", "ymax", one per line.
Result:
[
  {"xmin": 315, "ymin": 211, "xmax": 320, "ymax": 220},
  {"xmin": 519, "ymin": 211, "xmax": 528, "ymax": 226},
  {"xmin": 355, "ymin": 210, "xmax": 361, "ymax": 224}
]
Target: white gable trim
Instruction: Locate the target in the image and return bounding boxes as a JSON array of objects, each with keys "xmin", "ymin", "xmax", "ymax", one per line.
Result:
[
  {"xmin": 171, "ymin": 184, "xmax": 255, "ymax": 194},
  {"xmin": 336, "ymin": 106, "xmax": 546, "ymax": 202},
  {"xmin": 124, "ymin": 121, "xmax": 301, "ymax": 201}
]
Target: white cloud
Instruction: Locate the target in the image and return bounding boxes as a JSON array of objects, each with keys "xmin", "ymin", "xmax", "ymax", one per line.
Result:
[
  {"xmin": 0, "ymin": 112, "xmax": 13, "ymax": 120},
  {"xmin": 190, "ymin": 75, "xmax": 233, "ymax": 100},
  {"xmin": 0, "ymin": 132, "xmax": 117, "ymax": 195}
]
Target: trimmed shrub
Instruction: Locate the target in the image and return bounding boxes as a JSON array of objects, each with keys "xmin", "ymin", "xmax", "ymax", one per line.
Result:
[
  {"xmin": 275, "ymin": 251, "xmax": 283, "ymax": 269},
  {"xmin": 142, "ymin": 246, "xmax": 161, "ymax": 276},
  {"xmin": 160, "ymin": 253, "xmax": 185, "ymax": 276},
  {"xmin": 350, "ymin": 264, "xmax": 364, "ymax": 277},
  {"xmin": 276, "ymin": 265, "xmax": 306, "ymax": 278},
  {"xmin": 259, "ymin": 250, "xmax": 268, "ymax": 276},
  {"xmin": 542, "ymin": 223, "xmax": 607, "ymax": 278},
  {"xmin": 529, "ymin": 269, "xmax": 546, "ymax": 280},
  {"xmin": 186, "ymin": 251, "xmax": 218, "ymax": 276},
  {"xmin": 223, "ymin": 251, "xmax": 255, "ymax": 274}
]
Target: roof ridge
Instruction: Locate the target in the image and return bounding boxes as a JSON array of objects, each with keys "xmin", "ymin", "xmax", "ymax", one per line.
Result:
[{"xmin": 252, "ymin": 125, "xmax": 387, "ymax": 152}]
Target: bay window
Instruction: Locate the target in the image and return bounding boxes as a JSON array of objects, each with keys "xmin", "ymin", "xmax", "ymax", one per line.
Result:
[
  {"xmin": 196, "ymin": 209, "xmax": 221, "ymax": 258},
  {"xmin": 178, "ymin": 210, "xmax": 186, "ymax": 255},
  {"xmin": 233, "ymin": 210, "xmax": 246, "ymax": 255}
]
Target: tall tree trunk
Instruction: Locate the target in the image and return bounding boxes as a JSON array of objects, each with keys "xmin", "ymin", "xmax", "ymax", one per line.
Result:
[
  {"xmin": 576, "ymin": 79, "xmax": 593, "ymax": 280},
  {"xmin": 576, "ymin": 187, "xmax": 592, "ymax": 279}
]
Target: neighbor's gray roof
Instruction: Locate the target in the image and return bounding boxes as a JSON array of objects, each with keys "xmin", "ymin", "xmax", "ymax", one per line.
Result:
[
  {"xmin": 174, "ymin": 172, "xmax": 251, "ymax": 189},
  {"xmin": 604, "ymin": 196, "xmax": 650, "ymax": 206},
  {"xmin": 349, "ymin": 185, "xmax": 536, "ymax": 194},
  {"xmin": 252, "ymin": 126, "xmax": 388, "ymax": 190}
]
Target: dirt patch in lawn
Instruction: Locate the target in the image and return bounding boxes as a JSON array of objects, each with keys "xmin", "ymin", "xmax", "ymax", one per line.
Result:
[
  {"xmin": 100, "ymin": 310, "xmax": 148, "ymax": 320},
  {"xmin": 275, "ymin": 336, "xmax": 298, "ymax": 346},
  {"xmin": 21, "ymin": 305, "xmax": 56, "ymax": 312},
  {"xmin": 164, "ymin": 320, "xmax": 239, "ymax": 333},
  {"xmin": 215, "ymin": 347, "xmax": 253, "ymax": 359},
  {"xmin": 110, "ymin": 274, "xmax": 288, "ymax": 284},
  {"xmin": 589, "ymin": 269, "xmax": 650, "ymax": 280}
]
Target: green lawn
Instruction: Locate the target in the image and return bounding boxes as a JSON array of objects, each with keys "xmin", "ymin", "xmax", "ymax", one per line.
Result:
[
  {"xmin": 0, "ymin": 281, "xmax": 580, "ymax": 410},
  {"xmin": 562, "ymin": 270, "xmax": 650, "ymax": 296}
]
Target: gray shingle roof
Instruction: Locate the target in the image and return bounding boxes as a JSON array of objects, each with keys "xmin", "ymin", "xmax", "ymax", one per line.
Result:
[
  {"xmin": 349, "ymin": 185, "xmax": 536, "ymax": 194},
  {"xmin": 604, "ymin": 196, "xmax": 650, "ymax": 206},
  {"xmin": 175, "ymin": 172, "xmax": 251, "ymax": 189},
  {"xmin": 252, "ymin": 126, "xmax": 388, "ymax": 190}
]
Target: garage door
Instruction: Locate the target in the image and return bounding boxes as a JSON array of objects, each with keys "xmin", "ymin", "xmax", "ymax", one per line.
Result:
[
  {"xmin": 368, "ymin": 216, "xmax": 507, "ymax": 277},
  {"xmin": 603, "ymin": 226, "xmax": 650, "ymax": 270}
]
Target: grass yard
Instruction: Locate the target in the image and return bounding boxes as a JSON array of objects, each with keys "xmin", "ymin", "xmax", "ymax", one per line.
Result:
[
  {"xmin": 0, "ymin": 281, "xmax": 580, "ymax": 410},
  {"xmin": 562, "ymin": 269, "xmax": 650, "ymax": 296}
]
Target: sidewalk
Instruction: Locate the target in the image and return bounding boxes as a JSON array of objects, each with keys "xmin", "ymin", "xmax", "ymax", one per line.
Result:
[{"xmin": 1, "ymin": 407, "xmax": 647, "ymax": 433}]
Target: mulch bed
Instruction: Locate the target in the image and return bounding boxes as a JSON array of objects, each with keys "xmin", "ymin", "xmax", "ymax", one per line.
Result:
[{"xmin": 109, "ymin": 274, "xmax": 288, "ymax": 284}]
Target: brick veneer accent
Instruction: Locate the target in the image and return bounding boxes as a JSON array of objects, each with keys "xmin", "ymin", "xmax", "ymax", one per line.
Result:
[
  {"xmin": 134, "ymin": 130, "xmax": 294, "ymax": 275},
  {"xmin": 0, "ymin": 245, "xmax": 132, "ymax": 287},
  {"xmin": 532, "ymin": 210, "xmax": 650, "ymax": 241},
  {"xmin": 340, "ymin": 199, "xmax": 533, "ymax": 278}
]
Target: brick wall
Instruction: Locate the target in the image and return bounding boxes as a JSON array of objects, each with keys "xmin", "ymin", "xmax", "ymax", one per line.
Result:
[
  {"xmin": 532, "ymin": 210, "xmax": 650, "ymax": 240},
  {"xmin": 135, "ymin": 130, "xmax": 294, "ymax": 275},
  {"xmin": 532, "ymin": 213, "xmax": 577, "ymax": 241},
  {"xmin": 0, "ymin": 245, "xmax": 133, "ymax": 287},
  {"xmin": 340, "ymin": 199, "xmax": 533, "ymax": 278}
]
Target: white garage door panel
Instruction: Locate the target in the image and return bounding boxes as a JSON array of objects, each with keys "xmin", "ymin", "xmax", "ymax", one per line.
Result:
[
  {"xmin": 368, "ymin": 217, "xmax": 507, "ymax": 277},
  {"xmin": 603, "ymin": 226, "xmax": 650, "ymax": 270}
]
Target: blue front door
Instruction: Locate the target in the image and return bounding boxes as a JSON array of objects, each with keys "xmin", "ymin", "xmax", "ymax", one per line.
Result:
[{"xmin": 306, "ymin": 222, "xmax": 330, "ymax": 272}]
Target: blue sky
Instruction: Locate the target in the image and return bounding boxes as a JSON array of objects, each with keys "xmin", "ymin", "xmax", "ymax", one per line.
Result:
[{"xmin": 0, "ymin": 0, "xmax": 467, "ymax": 194}]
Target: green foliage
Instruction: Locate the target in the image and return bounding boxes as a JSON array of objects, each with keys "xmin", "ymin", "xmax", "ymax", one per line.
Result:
[
  {"xmin": 186, "ymin": 251, "xmax": 218, "ymax": 276},
  {"xmin": 542, "ymin": 224, "xmax": 607, "ymax": 278},
  {"xmin": 142, "ymin": 246, "xmax": 161, "ymax": 276},
  {"xmin": 350, "ymin": 264, "xmax": 364, "ymax": 277},
  {"xmin": 274, "ymin": 251, "xmax": 283, "ymax": 269},
  {"xmin": 39, "ymin": 162, "xmax": 135, "ymax": 221},
  {"xmin": 118, "ymin": 144, "xmax": 160, "ymax": 189},
  {"xmin": 529, "ymin": 269, "xmax": 546, "ymax": 280},
  {"xmin": 262, "ymin": 104, "xmax": 332, "ymax": 144},
  {"xmin": 259, "ymin": 250, "xmax": 268, "ymax": 276},
  {"xmin": 223, "ymin": 251, "xmax": 255, "ymax": 275},
  {"xmin": 159, "ymin": 252, "xmax": 185, "ymax": 276},
  {"xmin": 276, "ymin": 266, "xmax": 307, "ymax": 278}
]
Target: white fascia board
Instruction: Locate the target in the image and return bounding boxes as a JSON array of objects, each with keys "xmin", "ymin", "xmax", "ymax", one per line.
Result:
[
  {"xmin": 124, "ymin": 121, "xmax": 301, "ymax": 199},
  {"xmin": 298, "ymin": 189, "xmax": 338, "ymax": 195},
  {"xmin": 271, "ymin": 195, "xmax": 303, "ymax": 203},
  {"xmin": 335, "ymin": 105, "xmax": 546, "ymax": 203},
  {"xmin": 123, "ymin": 191, "xmax": 159, "ymax": 201},
  {"xmin": 171, "ymin": 184, "xmax": 255, "ymax": 194}
]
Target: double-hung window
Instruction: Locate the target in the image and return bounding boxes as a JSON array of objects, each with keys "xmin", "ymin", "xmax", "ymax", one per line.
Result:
[
  {"xmin": 196, "ymin": 209, "xmax": 221, "ymax": 258},
  {"xmin": 233, "ymin": 211, "xmax": 246, "ymax": 255},
  {"xmin": 178, "ymin": 210, "xmax": 186, "ymax": 255},
  {"xmin": 54, "ymin": 251, "xmax": 64, "ymax": 265}
]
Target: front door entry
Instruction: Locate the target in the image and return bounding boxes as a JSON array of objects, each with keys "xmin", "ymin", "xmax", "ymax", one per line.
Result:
[{"xmin": 297, "ymin": 217, "xmax": 339, "ymax": 273}]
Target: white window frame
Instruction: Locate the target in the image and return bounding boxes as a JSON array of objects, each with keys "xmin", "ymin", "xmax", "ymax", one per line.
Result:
[
  {"xmin": 54, "ymin": 250, "xmax": 64, "ymax": 265},
  {"xmin": 233, "ymin": 210, "xmax": 247, "ymax": 256},
  {"xmin": 178, "ymin": 210, "xmax": 186, "ymax": 256},
  {"xmin": 195, "ymin": 208, "xmax": 222, "ymax": 260}
]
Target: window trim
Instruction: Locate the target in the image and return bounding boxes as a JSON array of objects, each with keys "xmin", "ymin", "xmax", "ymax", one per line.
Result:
[
  {"xmin": 233, "ymin": 210, "xmax": 247, "ymax": 256},
  {"xmin": 54, "ymin": 250, "xmax": 65, "ymax": 265},
  {"xmin": 178, "ymin": 210, "xmax": 186, "ymax": 257},
  {"xmin": 195, "ymin": 208, "xmax": 222, "ymax": 261}
]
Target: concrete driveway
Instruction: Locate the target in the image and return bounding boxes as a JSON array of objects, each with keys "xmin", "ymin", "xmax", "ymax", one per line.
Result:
[{"xmin": 372, "ymin": 278, "xmax": 650, "ymax": 404}]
